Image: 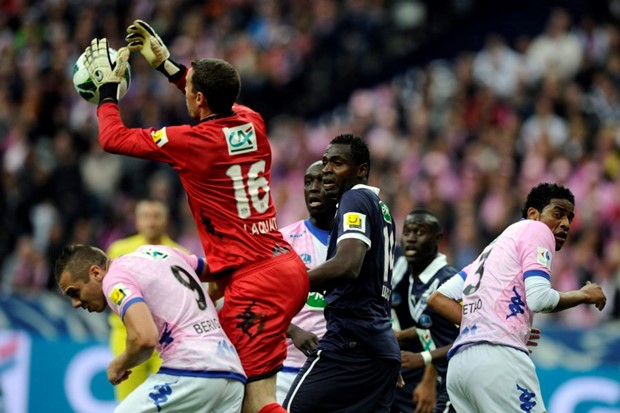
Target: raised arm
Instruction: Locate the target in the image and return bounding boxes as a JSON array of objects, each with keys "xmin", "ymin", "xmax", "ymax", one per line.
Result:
[{"xmin": 126, "ymin": 20, "xmax": 188, "ymax": 91}]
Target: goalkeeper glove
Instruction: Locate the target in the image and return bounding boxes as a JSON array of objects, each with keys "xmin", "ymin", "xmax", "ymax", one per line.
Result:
[
  {"xmin": 125, "ymin": 19, "xmax": 185, "ymax": 81},
  {"xmin": 83, "ymin": 38, "xmax": 130, "ymax": 104}
]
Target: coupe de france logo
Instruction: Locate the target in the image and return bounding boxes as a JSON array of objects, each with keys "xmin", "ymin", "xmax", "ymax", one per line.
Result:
[
  {"xmin": 151, "ymin": 127, "xmax": 169, "ymax": 148},
  {"xmin": 343, "ymin": 212, "xmax": 366, "ymax": 232},
  {"xmin": 224, "ymin": 123, "xmax": 257, "ymax": 155},
  {"xmin": 537, "ymin": 247, "xmax": 552, "ymax": 270},
  {"xmin": 109, "ymin": 283, "xmax": 132, "ymax": 307}
]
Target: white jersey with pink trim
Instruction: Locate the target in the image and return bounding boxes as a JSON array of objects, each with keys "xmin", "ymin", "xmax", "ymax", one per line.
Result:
[
  {"xmin": 280, "ymin": 219, "xmax": 328, "ymax": 369},
  {"xmin": 102, "ymin": 245, "xmax": 245, "ymax": 381},
  {"xmin": 450, "ymin": 220, "xmax": 555, "ymax": 357}
]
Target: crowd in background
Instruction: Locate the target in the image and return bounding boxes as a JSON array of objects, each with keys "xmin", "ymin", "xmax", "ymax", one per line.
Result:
[{"xmin": 0, "ymin": 0, "xmax": 619, "ymax": 328}]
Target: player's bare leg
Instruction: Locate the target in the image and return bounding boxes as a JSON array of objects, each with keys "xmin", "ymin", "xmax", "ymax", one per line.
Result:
[{"xmin": 242, "ymin": 375, "xmax": 284, "ymax": 413}]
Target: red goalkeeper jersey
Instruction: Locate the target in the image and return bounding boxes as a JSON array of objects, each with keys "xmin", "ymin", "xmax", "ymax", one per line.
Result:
[{"xmin": 97, "ymin": 102, "xmax": 291, "ymax": 276}]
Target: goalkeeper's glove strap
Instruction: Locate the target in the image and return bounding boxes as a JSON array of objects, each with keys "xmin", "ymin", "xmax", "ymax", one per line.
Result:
[
  {"xmin": 98, "ymin": 83, "xmax": 119, "ymax": 105},
  {"xmin": 156, "ymin": 59, "xmax": 186, "ymax": 82}
]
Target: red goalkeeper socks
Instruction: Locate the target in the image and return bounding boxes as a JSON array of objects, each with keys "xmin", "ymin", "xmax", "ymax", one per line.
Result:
[{"xmin": 258, "ymin": 402, "xmax": 287, "ymax": 413}]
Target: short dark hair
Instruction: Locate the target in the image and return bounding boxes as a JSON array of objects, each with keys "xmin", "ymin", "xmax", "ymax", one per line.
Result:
[
  {"xmin": 330, "ymin": 134, "xmax": 371, "ymax": 176},
  {"xmin": 521, "ymin": 183, "xmax": 575, "ymax": 218},
  {"xmin": 54, "ymin": 244, "xmax": 108, "ymax": 282},
  {"xmin": 190, "ymin": 58, "xmax": 241, "ymax": 113},
  {"xmin": 407, "ymin": 207, "xmax": 443, "ymax": 233}
]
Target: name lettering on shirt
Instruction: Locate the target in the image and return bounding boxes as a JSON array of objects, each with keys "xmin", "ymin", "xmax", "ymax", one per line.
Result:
[
  {"xmin": 224, "ymin": 123, "xmax": 257, "ymax": 155},
  {"xmin": 462, "ymin": 298, "xmax": 482, "ymax": 315},
  {"xmin": 151, "ymin": 128, "xmax": 169, "ymax": 148},
  {"xmin": 343, "ymin": 212, "xmax": 366, "ymax": 232},
  {"xmin": 193, "ymin": 317, "xmax": 222, "ymax": 334},
  {"xmin": 243, "ymin": 217, "xmax": 278, "ymax": 235}
]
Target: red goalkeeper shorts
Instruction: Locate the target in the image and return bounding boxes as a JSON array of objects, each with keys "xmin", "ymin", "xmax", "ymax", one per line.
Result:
[{"xmin": 218, "ymin": 250, "xmax": 308, "ymax": 380}]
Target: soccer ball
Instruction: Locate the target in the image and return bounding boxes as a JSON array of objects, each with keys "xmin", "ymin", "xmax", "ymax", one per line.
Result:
[{"xmin": 72, "ymin": 48, "xmax": 131, "ymax": 104}]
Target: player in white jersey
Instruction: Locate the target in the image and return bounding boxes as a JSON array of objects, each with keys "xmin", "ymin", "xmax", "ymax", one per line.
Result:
[
  {"xmin": 427, "ymin": 183, "xmax": 606, "ymax": 413},
  {"xmin": 276, "ymin": 161, "xmax": 336, "ymax": 403},
  {"xmin": 54, "ymin": 244, "xmax": 246, "ymax": 413}
]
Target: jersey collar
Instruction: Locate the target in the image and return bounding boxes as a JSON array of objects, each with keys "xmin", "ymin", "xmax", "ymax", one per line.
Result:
[
  {"xmin": 198, "ymin": 110, "xmax": 235, "ymax": 123},
  {"xmin": 351, "ymin": 184, "xmax": 380, "ymax": 196},
  {"xmin": 413, "ymin": 253, "xmax": 448, "ymax": 284}
]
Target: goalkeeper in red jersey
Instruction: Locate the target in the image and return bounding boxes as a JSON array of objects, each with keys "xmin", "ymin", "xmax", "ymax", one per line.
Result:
[{"xmin": 79, "ymin": 21, "xmax": 308, "ymax": 413}]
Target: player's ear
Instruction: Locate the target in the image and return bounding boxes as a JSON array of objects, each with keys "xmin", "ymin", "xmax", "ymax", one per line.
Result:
[
  {"xmin": 357, "ymin": 163, "xmax": 369, "ymax": 180},
  {"xmin": 90, "ymin": 264, "xmax": 105, "ymax": 281},
  {"xmin": 196, "ymin": 91, "xmax": 206, "ymax": 107},
  {"xmin": 526, "ymin": 207, "xmax": 540, "ymax": 220}
]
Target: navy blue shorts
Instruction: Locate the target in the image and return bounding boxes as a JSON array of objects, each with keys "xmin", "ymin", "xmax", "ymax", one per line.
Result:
[{"xmin": 284, "ymin": 349, "xmax": 401, "ymax": 413}]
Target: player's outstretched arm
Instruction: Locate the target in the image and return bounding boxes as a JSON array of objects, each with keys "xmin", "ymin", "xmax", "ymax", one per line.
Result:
[
  {"xmin": 126, "ymin": 19, "xmax": 187, "ymax": 85},
  {"xmin": 553, "ymin": 281, "xmax": 607, "ymax": 312},
  {"xmin": 427, "ymin": 291, "xmax": 462, "ymax": 325}
]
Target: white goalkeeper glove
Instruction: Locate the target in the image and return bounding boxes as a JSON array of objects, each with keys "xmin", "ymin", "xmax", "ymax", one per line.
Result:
[
  {"xmin": 83, "ymin": 38, "xmax": 130, "ymax": 103},
  {"xmin": 125, "ymin": 19, "xmax": 185, "ymax": 80}
]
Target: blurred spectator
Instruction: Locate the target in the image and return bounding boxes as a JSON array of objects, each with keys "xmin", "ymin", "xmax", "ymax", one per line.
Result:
[
  {"xmin": 473, "ymin": 33, "xmax": 526, "ymax": 99},
  {"xmin": 525, "ymin": 7, "xmax": 583, "ymax": 82}
]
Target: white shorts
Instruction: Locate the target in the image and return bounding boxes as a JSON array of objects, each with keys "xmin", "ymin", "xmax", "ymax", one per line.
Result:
[
  {"xmin": 276, "ymin": 370, "xmax": 299, "ymax": 404},
  {"xmin": 114, "ymin": 373, "xmax": 244, "ymax": 413},
  {"xmin": 447, "ymin": 343, "xmax": 547, "ymax": 413}
]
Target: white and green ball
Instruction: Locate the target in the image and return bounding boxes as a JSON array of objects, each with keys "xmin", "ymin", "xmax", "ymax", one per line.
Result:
[{"xmin": 72, "ymin": 48, "xmax": 131, "ymax": 104}]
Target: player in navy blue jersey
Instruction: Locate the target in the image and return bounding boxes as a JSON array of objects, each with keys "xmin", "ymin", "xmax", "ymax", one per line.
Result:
[
  {"xmin": 284, "ymin": 134, "xmax": 401, "ymax": 413},
  {"xmin": 391, "ymin": 209, "xmax": 459, "ymax": 413}
]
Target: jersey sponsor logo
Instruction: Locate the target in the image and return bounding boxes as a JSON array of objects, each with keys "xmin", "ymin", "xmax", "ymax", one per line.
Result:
[
  {"xmin": 109, "ymin": 283, "xmax": 131, "ymax": 306},
  {"xmin": 159, "ymin": 323, "xmax": 174, "ymax": 348},
  {"xmin": 537, "ymin": 247, "xmax": 552, "ymax": 270},
  {"xmin": 135, "ymin": 247, "xmax": 169, "ymax": 261},
  {"xmin": 417, "ymin": 327, "xmax": 436, "ymax": 350},
  {"xmin": 392, "ymin": 292, "xmax": 402, "ymax": 306},
  {"xmin": 224, "ymin": 123, "xmax": 257, "ymax": 155},
  {"xmin": 461, "ymin": 323, "xmax": 479, "ymax": 336},
  {"xmin": 516, "ymin": 384, "xmax": 538, "ymax": 412},
  {"xmin": 149, "ymin": 379, "xmax": 178, "ymax": 411},
  {"xmin": 380, "ymin": 201, "xmax": 392, "ymax": 224},
  {"xmin": 306, "ymin": 292, "xmax": 326, "ymax": 308},
  {"xmin": 300, "ymin": 253, "xmax": 312, "ymax": 265},
  {"xmin": 506, "ymin": 285, "xmax": 526, "ymax": 319},
  {"xmin": 151, "ymin": 128, "xmax": 169, "ymax": 147},
  {"xmin": 343, "ymin": 212, "xmax": 366, "ymax": 232}
]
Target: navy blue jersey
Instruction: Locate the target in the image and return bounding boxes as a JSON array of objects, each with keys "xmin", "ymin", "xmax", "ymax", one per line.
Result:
[
  {"xmin": 318, "ymin": 185, "xmax": 400, "ymax": 361},
  {"xmin": 391, "ymin": 254, "xmax": 459, "ymax": 377}
]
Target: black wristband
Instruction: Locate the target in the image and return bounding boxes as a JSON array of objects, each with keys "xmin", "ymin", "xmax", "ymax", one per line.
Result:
[
  {"xmin": 156, "ymin": 59, "xmax": 187, "ymax": 82},
  {"xmin": 98, "ymin": 83, "xmax": 119, "ymax": 105}
]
